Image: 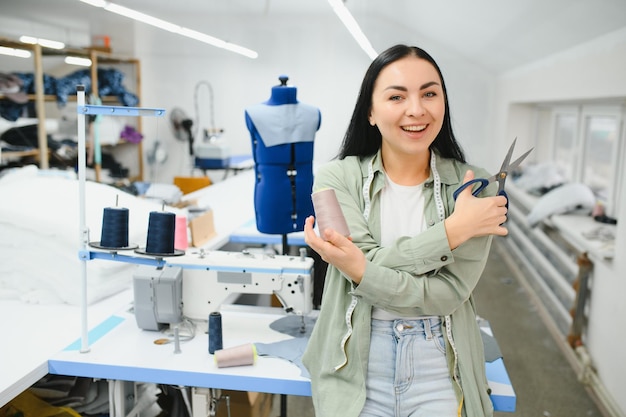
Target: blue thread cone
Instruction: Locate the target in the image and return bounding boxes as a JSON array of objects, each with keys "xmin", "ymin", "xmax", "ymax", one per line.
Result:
[{"xmin": 208, "ymin": 312, "xmax": 223, "ymax": 354}]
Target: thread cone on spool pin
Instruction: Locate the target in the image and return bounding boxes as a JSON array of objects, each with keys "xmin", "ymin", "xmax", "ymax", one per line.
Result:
[
  {"xmin": 174, "ymin": 215, "xmax": 189, "ymax": 250},
  {"xmin": 90, "ymin": 206, "xmax": 138, "ymax": 250},
  {"xmin": 135, "ymin": 211, "xmax": 185, "ymax": 256}
]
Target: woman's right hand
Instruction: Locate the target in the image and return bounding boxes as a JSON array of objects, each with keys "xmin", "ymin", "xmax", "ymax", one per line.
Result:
[{"xmin": 444, "ymin": 170, "xmax": 509, "ymax": 250}]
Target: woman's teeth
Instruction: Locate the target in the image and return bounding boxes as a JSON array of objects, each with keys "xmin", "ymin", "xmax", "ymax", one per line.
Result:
[{"xmin": 402, "ymin": 125, "xmax": 427, "ymax": 132}]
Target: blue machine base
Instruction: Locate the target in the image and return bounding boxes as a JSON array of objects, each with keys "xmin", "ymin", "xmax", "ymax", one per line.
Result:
[{"xmin": 195, "ymin": 157, "xmax": 231, "ymax": 170}]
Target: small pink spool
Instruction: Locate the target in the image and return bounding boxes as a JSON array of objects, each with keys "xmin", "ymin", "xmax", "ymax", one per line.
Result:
[
  {"xmin": 312, "ymin": 188, "xmax": 350, "ymax": 239},
  {"xmin": 174, "ymin": 215, "xmax": 188, "ymax": 250},
  {"xmin": 214, "ymin": 343, "xmax": 257, "ymax": 368}
]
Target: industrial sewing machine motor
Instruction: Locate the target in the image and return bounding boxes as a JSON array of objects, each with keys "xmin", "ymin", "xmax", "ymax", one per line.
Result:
[
  {"xmin": 133, "ymin": 266, "xmax": 183, "ymax": 331},
  {"xmin": 132, "ymin": 249, "xmax": 314, "ymax": 331}
]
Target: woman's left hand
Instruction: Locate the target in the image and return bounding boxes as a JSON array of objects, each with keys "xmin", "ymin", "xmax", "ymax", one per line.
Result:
[{"xmin": 304, "ymin": 215, "xmax": 366, "ymax": 284}]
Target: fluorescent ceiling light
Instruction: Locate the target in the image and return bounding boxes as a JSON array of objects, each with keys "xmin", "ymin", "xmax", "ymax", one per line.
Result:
[
  {"xmin": 105, "ymin": 3, "xmax": 181, "ymax": 33},
  {"xmin": 65, "ymin": 56, "xmax": 93, "ymax": 67},
  {"xmin": 20, "ymin": 35, "xmax": 65, "ymax": 50},
  {"xmin": 0, "ymin": 46, "xmax": 32, "ymax": 58},
  {"xmin": 78, "ymin": 0, "xmax": 258, "ymax": 59},
  {"xmin": 328, "ymin": 0, "xmax": 377, "ymax": 60}
]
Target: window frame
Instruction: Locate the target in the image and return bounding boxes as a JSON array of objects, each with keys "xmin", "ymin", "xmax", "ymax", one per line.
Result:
[
  {"xmin": 542, "ymin": 103, "xmax": 624, "ymax": 217},
  {"xmin": 550, "ymin": 105, "xmax": 580, "ymax": 183}
]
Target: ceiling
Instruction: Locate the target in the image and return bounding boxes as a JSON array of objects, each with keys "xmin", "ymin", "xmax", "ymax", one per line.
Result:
[{"xmin": 3, "ymin": 0, "xmax": 626, "ymax": 74}]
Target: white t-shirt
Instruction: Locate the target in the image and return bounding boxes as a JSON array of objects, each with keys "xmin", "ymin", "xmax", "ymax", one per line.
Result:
[
  {"xmin": 380, "ymin": 175, "xmax": 426, "ymax": 246},
  {"xmin": 372, "ymin": 173, "xmax": 430, "ymax": 320}
]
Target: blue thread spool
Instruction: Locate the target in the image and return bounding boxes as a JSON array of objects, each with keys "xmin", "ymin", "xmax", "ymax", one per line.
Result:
[
  {"xmin": 208, "ymin": 311, "xmax": 223, "ymax": 354},
  {"xmin": 100, "ymin": 207, "xmax": 129, "ymax": 248},
  {"xmin": 145, "ymin": 211, "xmax": 176, "ymax": 254}
]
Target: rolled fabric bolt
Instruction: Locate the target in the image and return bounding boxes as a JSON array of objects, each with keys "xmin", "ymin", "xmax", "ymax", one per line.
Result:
[
  {"xmin": 214, "ymin": 343, "xmax": 257, "ymax": 368},
  {"xmin": 312, "ymin": 188, "xmax": 350, "ymax": 239}
]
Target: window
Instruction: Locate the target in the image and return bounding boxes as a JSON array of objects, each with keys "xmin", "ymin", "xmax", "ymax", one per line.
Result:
[
  {"xmin": 544, "ymin": 104, "xmax": 624, "ymax": 216},
  {"xmin": 581, "ymin": 115, "xmax": 618, "ymax": 201},
  {"xmin": 553, "ymin": 112, "xmax": 578, "ymax": 182}
]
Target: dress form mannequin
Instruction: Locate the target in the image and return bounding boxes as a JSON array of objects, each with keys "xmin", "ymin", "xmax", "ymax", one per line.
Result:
[
  {"xmin": 244, "ymin": 75, "xmax": 321, "ymax": 239},
  {"xmin": 265, "ymin": 75, "xmax": 298, "ymax": 105}
]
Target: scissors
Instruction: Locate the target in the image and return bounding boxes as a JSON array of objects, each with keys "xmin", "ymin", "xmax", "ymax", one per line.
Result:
[{"xmin": 452, "ymin": 138, "xmax": 533, "ymax": 206}]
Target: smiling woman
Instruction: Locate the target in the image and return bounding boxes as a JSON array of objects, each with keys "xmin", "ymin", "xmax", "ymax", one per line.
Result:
[
  {"xmin": 368, "ymin": 58, "xmax": 446, "ymax": 185},
  {"xmin": 302, "ymin": 44, "xmax": 509, "ymax": 417}
]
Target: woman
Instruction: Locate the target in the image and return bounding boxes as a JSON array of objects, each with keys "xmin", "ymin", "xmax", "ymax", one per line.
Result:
[{"xmin": 302, "ymin": 44, "xmax": 508, "ymax": 417}]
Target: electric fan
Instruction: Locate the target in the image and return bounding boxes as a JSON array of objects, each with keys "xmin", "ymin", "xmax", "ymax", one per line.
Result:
[{"xmin": 169, "ymin": 107, "xmax": 194, "ymax": 155}]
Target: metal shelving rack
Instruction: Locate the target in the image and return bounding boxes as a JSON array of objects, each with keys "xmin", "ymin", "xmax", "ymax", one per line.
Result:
[{"xmin": 75, "ymin": 85, "xmax": 165, "ymax": 352}]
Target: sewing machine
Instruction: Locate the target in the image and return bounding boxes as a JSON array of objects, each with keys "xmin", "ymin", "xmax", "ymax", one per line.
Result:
[
  {"xmin": 194, "ymin": 131, "xmax": 231, "ymax": 169},
  {"xmin": 132, "ymin": 249, "xmax": 314, "ymax": 330}
]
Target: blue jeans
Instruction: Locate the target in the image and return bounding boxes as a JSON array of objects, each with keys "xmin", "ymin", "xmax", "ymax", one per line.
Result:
[{"xmin": 359, "ymin": 317, "xmax": 458, "ymax": 417}]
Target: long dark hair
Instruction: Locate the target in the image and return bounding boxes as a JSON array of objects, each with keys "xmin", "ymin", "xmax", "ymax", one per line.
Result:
[{"xmin": 337, "ymin": 44, "xmax": 465, "ymax": 162}]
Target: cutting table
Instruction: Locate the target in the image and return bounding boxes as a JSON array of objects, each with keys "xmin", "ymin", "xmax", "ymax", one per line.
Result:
[{"xmin": 1, "ymin": 169, "xmax": 515, "ymax": 414}]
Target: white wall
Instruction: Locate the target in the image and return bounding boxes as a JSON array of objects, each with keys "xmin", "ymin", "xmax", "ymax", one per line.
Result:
[
  {"xmin": 130, "ymin": 12, "xmax": 494, "ymax": 183},
  {"xmin": 133, "ymin": 14, "xmax": 366, "ymax": 182},
  {"xmin": 0, "ymin": 8, "xmax": 495, "ymax": 182},
  {"xmin": 493, "ymin": 27, "xmax": 626, "ymax": 416}
]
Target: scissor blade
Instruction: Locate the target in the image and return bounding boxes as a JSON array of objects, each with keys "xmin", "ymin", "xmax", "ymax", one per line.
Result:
[
  {"xmin": 506, "ymin": 147, "xmax": 534, "ymax": 172},
  {"xmin": 499, "ymin": 138, "xmax": 517, "ymax": 172}
]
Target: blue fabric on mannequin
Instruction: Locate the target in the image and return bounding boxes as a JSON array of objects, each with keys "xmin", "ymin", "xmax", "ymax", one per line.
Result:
[{"xmin": 245, "ymin": 76, "xmax": 321, "ymax": 235}]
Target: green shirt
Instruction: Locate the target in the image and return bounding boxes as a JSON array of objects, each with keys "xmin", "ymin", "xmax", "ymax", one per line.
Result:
[{"xmin": 302, "ymin": 150, "xmax": 496, "ymax": 417}]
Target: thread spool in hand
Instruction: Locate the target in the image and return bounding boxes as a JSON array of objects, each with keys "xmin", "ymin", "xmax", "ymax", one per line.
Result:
[
  {"xmin": 214, "ymin": 343, "xmax": 257, "ymax": 368},
  {"xmin": 312, "ymin": 188, "xmax": 350, "ymax": 239}
]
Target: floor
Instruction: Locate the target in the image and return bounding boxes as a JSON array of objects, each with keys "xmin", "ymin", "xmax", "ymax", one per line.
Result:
[{"xmin": 269, "ymin": 240, "xmax": 606, "ymax": 417}]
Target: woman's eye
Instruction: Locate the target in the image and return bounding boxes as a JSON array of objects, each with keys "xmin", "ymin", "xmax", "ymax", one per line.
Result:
[
  {"xmin": 424, "ymin": 91, "xmax": 437, "ymax": 98},
  {"xmin": 390, "ymin": 95, "xmax": 403, "ymax": 101}
]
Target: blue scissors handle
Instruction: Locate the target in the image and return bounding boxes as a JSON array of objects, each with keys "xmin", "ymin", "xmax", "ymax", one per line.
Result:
[
  {"xmin": 454, "ymin": 179, "xmax": 509, "ymax": 207},
  {"xmin": 453, "ymin": 180, "xmax": 510, "ymax": 223},
  {"xmin": 499, "ymin": 189, "xmax": 509, "ymax": 211},
  {"xmin": 452, "ymin": 178, "xmax": 490, "ymax": 200}
]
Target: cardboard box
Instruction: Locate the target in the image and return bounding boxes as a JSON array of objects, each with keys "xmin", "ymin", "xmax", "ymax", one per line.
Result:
[
  {"xmin": 189, "ymin": 209, "xmax": 216, "ymax": 247},
  {"xmin": 174, "ymin": 176, "xmax": 212, "ymax": 195},
  {"xmin": 215, "ymin": 390, "xmax": 273, "ymax": 417}
]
